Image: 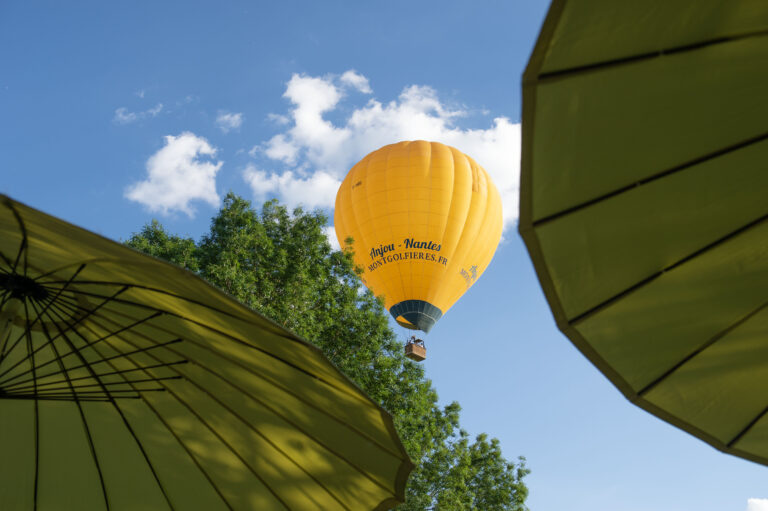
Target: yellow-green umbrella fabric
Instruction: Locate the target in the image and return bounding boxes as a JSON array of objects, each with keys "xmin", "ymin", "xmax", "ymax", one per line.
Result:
[
  {"xmin": 520, "ymin": 1, "xmax": 768, "ymax": 466},
  {"xmin": 0, "ymin": 195, "xmax": 412, "ymax": 510}
]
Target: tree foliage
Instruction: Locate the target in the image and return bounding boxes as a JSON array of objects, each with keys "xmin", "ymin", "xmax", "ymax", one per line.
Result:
[{"xmin": 126, "ymin": 193, "xmax": 529, "ymax": 510}]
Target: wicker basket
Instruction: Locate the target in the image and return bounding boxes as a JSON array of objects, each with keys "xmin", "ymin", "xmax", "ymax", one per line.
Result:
[{"xmin": 404, "ymin": 342, "xmax": 426, "ymax": 362}]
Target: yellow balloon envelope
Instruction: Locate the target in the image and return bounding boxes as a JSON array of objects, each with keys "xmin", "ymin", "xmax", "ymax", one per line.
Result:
[{"xmin": 334, "ymin": 141, "xmax": 503, "ymax": 333}]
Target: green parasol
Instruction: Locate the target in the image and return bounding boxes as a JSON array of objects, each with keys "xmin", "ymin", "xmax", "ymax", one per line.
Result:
[
  {"xmin": 0, "ymin": 195, "xmax": 412, "ymax": 510},
  {"xmin": 520, "ymin": 1, "xmax": 768, "ymax": 466}
]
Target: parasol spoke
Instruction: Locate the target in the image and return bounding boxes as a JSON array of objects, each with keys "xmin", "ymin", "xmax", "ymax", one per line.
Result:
[
  {"xmin": 29, "ymin": 304, "xmax": 116, "ymax": 510},
  {"xmin": 2, "ymin": 394, "xmax": 118, "ymax": 402},
  {"xmin": 532, "ymin": 133, "xmax": 768, "ymax": 229},
  {"xmin": 536, "ymin": 28, "xmax": 768, "ymax": 83},
  {"xmin": 83, "ymin": 308, "xmax": 397, "ymax": 503},
  {"xmin": 36, "ymin": 300, "xmax": 180, "ymax": 509},
  {"xmin": 0, "ymin": 263, "xmax": 87, "ymax": 366},
  {"xmin": 0, "ymin": 339, "xmax": 183, "ymax": 390},
  {"xmin": 4, "ymin": 388, "xmax": 168, "ymax": 396},
  {"xmin": 39, "ymin": 300, "xmax": 157, "ymax": 402},
  {"xmin": 0, "ymin": 195, "xmax": 413, "ymax": 510},
  {"xmin": 6, "ymin": 366, "xmax": 185, "ymax": 393},
  {"xmin": 31, "ymin": 260, "xmax": 110, "ymax": 282},
  {"xmin": 0, "ymin": 277, "xmax": 122, "ymax": 376},
  {"xmin": 0, "ymin": 248, "xmax": 14, "ymax": 272},
  {"xmin": 569, "ymin": 211, "xmax": 768, "ymax": 326},
  {"xmin": 638, "ymin": 300, "xmax": 768, "ymax": 398},
  {"xmin": 78, "ymin": 299, "xmax": 404, "ymax": 459},
  {"xmin": 19, "ymin": 295, "xmax": 41, "ymax": 507},
  {"xmin": 52, "ymin": 285, "xmax": 359, "ymax": 396},
  {"xmin": 9, "ymin": 296, "xmax": 165, "ymax": 385}
]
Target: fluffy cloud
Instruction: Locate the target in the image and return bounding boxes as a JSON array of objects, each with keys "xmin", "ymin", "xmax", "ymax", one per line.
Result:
[
  {"xmin": 323, "ymin": 226, "xmax": 341, "ymax": 251},
  {"xmin": 248, "ymin": 71, "xmax": 520, "ymax": 230},
  {"xmin": 243, "ymin": 164, "xmax": 341, "ymax": 210},
  {"xmin": 125, "ymin": 132, "xmax": 222, "ymax": 216},
  {"xmin": 113, "ymin": 103, "xmax": 163, "ymax": 124},
  {"xmin": 748, "ymin": 498, "xmax": 768, "ymax": 511},
  {"xmin": 216, "ymin": 111, "xmax": 244, "ymax": 133},
  {"xmin": 340, "ymin": 70, "xmax": 372, "ymax": 94}
]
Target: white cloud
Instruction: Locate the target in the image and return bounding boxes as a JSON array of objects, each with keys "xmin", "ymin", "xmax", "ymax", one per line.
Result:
[
  {"xmin": 114, "ymin": 108, "xmax": 137, "ymax": 124},
  {"xmin": 748, "ymin": 498, "xmax": 768, "ymax": 511},
  {"xmin": 248, "ymin": 71, "xmax": 520, "ymax": 230},
  {"xmin": 113, "ymin": 103, "xmax": 164, "ymax": 124},
  {"xmin": 263, "ymin": 134, "xmax": 299, "ymax": 164},
  {"xmin": 125, "ymin": 132, "xmax": 222, "ymax": 216},
  {"xmin": 267, "ymin": 113, "xmax": 290, "ymax": 125},
  {"xmin": 216, "ymin": 111, "xmax": 244, "ymax": 133},
  {"xmin": 243, "ymin": 164, "xmax": 340, "ymax": 210},
  {"xmin": 340, "ymin": 70, "xmax": 372, "ymax": 94},
  {"xmin": 147, "ymin": 103, "xmax": 163, "ymax": 116},
  {"xmin": 323, "ymin": 226, "xmax": 341, "ymax": 251}
]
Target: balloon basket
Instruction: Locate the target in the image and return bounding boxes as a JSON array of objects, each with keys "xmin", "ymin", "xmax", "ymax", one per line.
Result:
[{"xmin": 404, "ymin": 337, "xmax": 426, "ymax": 362}]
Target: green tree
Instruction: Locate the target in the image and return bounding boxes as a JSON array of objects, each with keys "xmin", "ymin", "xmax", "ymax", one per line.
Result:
[{"xmin": 126, "ymin": 193, "xmax": 528, "ymax": 510}]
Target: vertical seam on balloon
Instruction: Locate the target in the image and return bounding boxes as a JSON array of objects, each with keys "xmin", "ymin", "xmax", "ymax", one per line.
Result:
[
  {"xmin": 359, "ymin": 153, "xmax": 386, "ymax": 305},
  {"xmin": 424, "ymin": 141, "xmax": 432, "ymax": 305},
  {"xmin": 468, "ymin": 167, "xmax": 500, "ymax": 271},
  {"xmin": 446, "ymin": 157, "xmax": 490, "ymax": 308},
  {"xmin": 436, "ymin": 146, "xmax": 467, "ymax": 309},
  {"xmin": 462, "ymin": 168, "xmax": 501, "ymax": 301},
  {"xmin": 428, "ymin": 143, "xmax": 456, "ymax": 308},
  {"xmin": 404, "ymin": 142, "xmax": 413, "ymax": 310},
  {"xmin": 441, "ymin": 150, "xmax": 477, "ymax": 307},
  {"xmin": 394, "ymin": 143, "xmax": 409, "ymax": 312},
  {"xmin": 383, "ymin": 144, "xmax": 406, "ymax": 313}
]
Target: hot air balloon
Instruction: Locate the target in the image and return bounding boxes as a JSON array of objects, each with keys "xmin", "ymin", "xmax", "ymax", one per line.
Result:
[{"xmin": 334, "ymin": 141, "xmax": 503, "ymax": 360}]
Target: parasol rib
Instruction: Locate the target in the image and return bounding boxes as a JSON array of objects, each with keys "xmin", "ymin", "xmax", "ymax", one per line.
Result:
[
  {"xmin": 83, "ymin": 313, "xmax": 386, "ymax": 509},
  {"xmin": 22, "ymin": 298, "xmax": 40, "ymax": 511},
  {"xmin": 0, "ymin": 306, "xmax": 162, "ymax": 386},
  {"xmin": 0, "ymin": 281, "xmax": 125, "ymax": 380},
  {"xmin": 0, "ymin": 338, "xmax": 181, "ymax": 389},
  {"xmin": 5, "ymin": 362, "xmax": 186, "ymax": 393},
  {"xmin": 535, "ymin": 29, "xmax": 768, "ymax": 83},
  {"xmin": 638, "ymin": 300, "xmax": 768, "ymax": 396},
  {"xmin": 0, "ymin": 263, "xmax": 87, "ymax": 366},
  {"xmin": 532, "ymin": 132, "xmax": 768, "ymax": 228},
  {"xmin": 52, "ymin": 285, "xmax": 371, "ymax": 404},
  {"xmin": 80, "ymin": 302, "xmax": 405, "ymax": 460},
  {"xmin": 28, "ymin": 300, "xmax": 111, "ymax": 510},
  {"xmin": 82, "ymin": 337, "xmax": 242, "ymax": 511},
  {"xmin": 727, "ymin": 404, "xmax": 768, "ymax": 448},
  {"xmin": 43, "ymin": 312, "xmax": 182, "ymax": 510},
  {"xmin": 569, "ymin": 209, "xmax": 768, "ymax": 325},
  {"xmin": 40, "ymin": 302, "xmax": 160, "ymax": 402}
]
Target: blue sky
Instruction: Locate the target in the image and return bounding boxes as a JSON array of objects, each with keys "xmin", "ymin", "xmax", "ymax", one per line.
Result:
[{"xmin": 2, "ymin": 1, "xmax": 767, "ymax": 510}]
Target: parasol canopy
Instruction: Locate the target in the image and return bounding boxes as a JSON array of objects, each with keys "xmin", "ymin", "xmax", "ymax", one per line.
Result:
[
  {"xmin": 520, "ymin": 1, "xmax": 768, "ymax": 466},
  {"xmin": 0, "ymin": 195, "xmax": 412, "ymax": 510}
]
